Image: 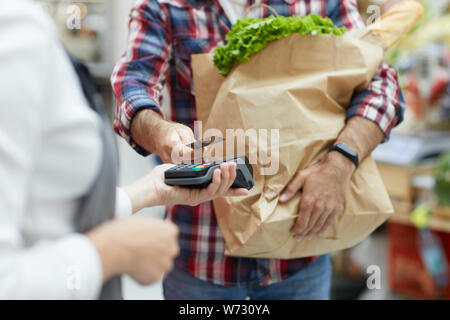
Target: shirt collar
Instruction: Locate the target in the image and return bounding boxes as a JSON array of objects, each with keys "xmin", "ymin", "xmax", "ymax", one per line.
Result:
[
  {"xmin": 171, "ymin": 0, "xmax": 295, "ymax": 10},
  {"xmin": 185, "ymin": 0, "xmax": 209, "ymax": 7},
  {"xmin": 159, "ymin": 0, "xmax": 206, "ymax": 8},
  {"xmin": 184, "ymin": 0, "xmax": 295, "ymax": 7}
]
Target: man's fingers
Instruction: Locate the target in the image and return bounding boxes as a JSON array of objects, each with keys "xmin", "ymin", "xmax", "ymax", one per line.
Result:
[
  {"xmin": 317, "ymin": 211, "xmax": 337, "ymax": 236},
  {"xmin": 292, "ymin": 196, "xmax": 313, "ymax": 238},
  {"xmin": 181, "ymin": 146, "xmax": 196, "ymax": 163},
  {"xmin": 170, "ymin": 144, "xmax": 195, "ymax": 164},
  {"xmin": 306, "ymin": 206, "xmax": 333, "ymax": 237},
  {"xmin": 302, "ymin": 201, "xmax": 325, "ymax": 237},
  {"xmin": 176, "ymin": 126, "xmax": 195, "ymax": 145},
  {"xmin": 279, "ymin": 171, "xmax": 306, "ymax": 203},
  {"xmin": 163, "ymin": 124, "xmax": 195, "ymax": 163}
]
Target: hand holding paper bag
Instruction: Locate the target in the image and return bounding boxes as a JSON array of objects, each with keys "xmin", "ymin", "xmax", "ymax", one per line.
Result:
[{"xmin": 192, "ymin": 1, "xmax": 424, "ymax": 259}]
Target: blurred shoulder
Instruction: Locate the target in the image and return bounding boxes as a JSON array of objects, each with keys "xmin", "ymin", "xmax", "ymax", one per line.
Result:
[
  {"xmin": 1, "ymin": 0, "xmax": 55, "ymax": 34},
  {"xmin": 0, "ymin": 0, "xmax": 59, "ymax": 60},
  {"xmin": 0, "ymin": 0, "xmax": 63, "ymax": 113}
]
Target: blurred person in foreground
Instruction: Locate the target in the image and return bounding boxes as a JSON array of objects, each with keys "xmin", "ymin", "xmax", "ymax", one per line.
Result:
[
  {"xmin": 112, "ymin": 0, "xmax": 405, "ymax": 300},
  {"xmin": 0, "ymin": 0, "xmax": 247, "ymax": 300}
]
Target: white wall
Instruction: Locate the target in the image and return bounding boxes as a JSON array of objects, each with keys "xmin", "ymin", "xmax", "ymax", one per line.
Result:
[
  {"xmin": 109, "ymin": 1, "xmax": 165, "ymax": 299},
  {"xmin": 111, "ymin": 0, "xmax": 138, "ymax": 61},
  {"xmin": 110, "ymin": 0, "xmax": 172, "ymax": 116}
]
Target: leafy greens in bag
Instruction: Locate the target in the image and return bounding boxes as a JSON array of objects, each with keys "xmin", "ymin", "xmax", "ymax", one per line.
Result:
[{"xmin": 213, "ymin": 14, "xmax": 347, "ymax": 76}]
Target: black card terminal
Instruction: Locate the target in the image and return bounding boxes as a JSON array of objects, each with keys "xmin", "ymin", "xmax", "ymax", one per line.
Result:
[{"xmin": 164, "ymin": 156, "xmax": 254, "ymax": 190}]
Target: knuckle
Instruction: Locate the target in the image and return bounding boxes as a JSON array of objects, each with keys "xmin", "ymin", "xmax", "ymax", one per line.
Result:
[
  {"xmin": 296, "ymin": 170, "xmax": 306, "ymax": 179},
  {"xmin": 314, "ymin": 201, "xmax": 324, "ymax": 212},
  {"xmin": 295, "ymin": 218, "xmax": 305, "ymax": 228},
  {"xmin": 301, "ymin": 196, "xmax": 313, "ymax": 208},
  {"xmin": 172, "ymin": 243, "xmax": 180, "ymax": 256},
  {"xmin": 322, "ymin": 221, "xmax": 332, "ymax": 230},
  {"xmin": 289, "ymin": 178, "xmax": 302, "ymax": 190},
  {"xmin": 285, "ymin": 187, "xmax": 296, "ymax": 197},
  {"xmin": 296, "ymin": 218, "xmax": 308, "ymax": 229},
  {"xmin": 167, "ymin": 260, "xmax": 174, "ymax": 270},
  {"xmin": 323, "ymin": 204, "xmax": 332, "ymax": 213},
  {"xmin": 295, "ymin": 225, "xmax": 305, "ymax": 233},
  {"xmin": 164, "ymin": 144, "xmax": 175, "ymax": 157},
  {"xmin": 297, "ymin": 218, "xmax": 308, "ymax": 228},
  {"xmin": 303, "ymin": 224, "xmax": 313, "ymax": 233},
  {"xmin": 171, "ymin": 224, "xmax": 180, "ymax": 236},
  {"xmin": 331, "ymin": 209, "xmax": 340, "ymax": 218},
  {"xmin": 293, "ymin": 224, "xmax": 303, "ymax": 234},
  {"xmin": 293, "ymin": 224, "xmax": 304, "ymax": 233},
  {"xmin": 329, "ymin": 213, "xmax": 338, "ymax": 223}
]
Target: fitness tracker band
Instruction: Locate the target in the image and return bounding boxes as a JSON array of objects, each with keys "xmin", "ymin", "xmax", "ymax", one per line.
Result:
[{"xmin": 328, "ymin": 143, "xmax": 359, "ymax": 169}]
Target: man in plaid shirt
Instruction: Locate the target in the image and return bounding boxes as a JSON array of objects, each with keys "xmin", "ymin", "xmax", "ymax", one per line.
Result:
[{"xmin": 112, "ymin": 0, "xmax": 404, "ymax": 299}]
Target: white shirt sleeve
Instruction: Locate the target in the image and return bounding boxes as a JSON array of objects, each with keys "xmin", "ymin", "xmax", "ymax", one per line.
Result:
[
  {"xmin": 0, "ymin": 235, "xmax": 103, "ymax": 300},
  {"xmin": 115, "ymin": 188, "xmax": 133, "ymax": 218},
  {"xmin": 0, "ymin": 1, "xmax": 103, "ymax": 300}
]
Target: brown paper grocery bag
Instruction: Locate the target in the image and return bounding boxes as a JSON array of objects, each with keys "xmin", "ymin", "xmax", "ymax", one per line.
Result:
[
  {"xmin": 192, "ymin": 33, "xmax": 393, "ymax": 259},
  {"xmin": 190, "ymin": 1, "xmax": 424, "ymax": 259},
  {"xmin": 192, "ymin": 34, "xmax": 393, "ymax": 259}
]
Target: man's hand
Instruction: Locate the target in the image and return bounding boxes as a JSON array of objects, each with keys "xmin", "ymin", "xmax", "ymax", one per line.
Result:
[
  {"xmin": 131, "ymin": 109, "xmax": 195, "ymax": 163},
  {"xmin": 279, "ymin": 117, "xmax": 385, "ymax": 240},
  {"xmin": 87, "ymin": 217, "xmax": 179, "ymax": 285},
  {"xmin": 279, "ymin": 152, "xmax": 355, "ymax": 239}
]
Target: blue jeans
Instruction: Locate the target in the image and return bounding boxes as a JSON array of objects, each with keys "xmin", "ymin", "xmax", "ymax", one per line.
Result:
[{"xmin": 163, "ymin": 254, "xmax": 332, "ymax": 300}]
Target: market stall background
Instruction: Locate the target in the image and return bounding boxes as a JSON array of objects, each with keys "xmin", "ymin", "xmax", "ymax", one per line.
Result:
[{"xmin": 367, "ymin": 0, "xmax": 450, "ymax": 300}]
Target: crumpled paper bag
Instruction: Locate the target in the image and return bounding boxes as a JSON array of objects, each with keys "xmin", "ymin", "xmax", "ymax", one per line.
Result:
[{"xmin": 192, "ymin": 32, "xmax": 393, "ymax": 259}]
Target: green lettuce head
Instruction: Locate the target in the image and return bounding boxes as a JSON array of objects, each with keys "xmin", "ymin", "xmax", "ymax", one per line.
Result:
[{"xmin": 213, "ymin": 14, "xmax": 346, "ymax": 76}]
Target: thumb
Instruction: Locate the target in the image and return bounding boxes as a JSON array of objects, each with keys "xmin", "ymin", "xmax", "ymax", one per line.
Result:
[{"xmin": 279, "ymin": 170, "xmax": 307, "ymax": 203}]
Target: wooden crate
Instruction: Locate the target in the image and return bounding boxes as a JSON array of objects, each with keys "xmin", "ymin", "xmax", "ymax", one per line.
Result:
[{"xmin": 376, "ymin": 162, "xmax": 433, "ymax": 204}]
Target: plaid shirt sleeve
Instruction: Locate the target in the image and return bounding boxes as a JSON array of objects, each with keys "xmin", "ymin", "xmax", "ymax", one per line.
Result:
[
  {"xmin": 329, "ymin": 0, "xmax": 405, "ymax": 140},
  {"xmin": 111, "ymin": 0, "xmax": 170, "ymax": 156}
]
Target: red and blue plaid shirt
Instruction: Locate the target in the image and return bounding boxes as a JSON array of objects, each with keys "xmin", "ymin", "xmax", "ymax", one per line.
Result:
[{"xmin": 111, "ymin": 0, "xmax": 404, "ymax": 287}]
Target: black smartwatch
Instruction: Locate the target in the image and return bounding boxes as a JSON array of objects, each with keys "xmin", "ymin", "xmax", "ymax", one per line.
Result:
[{"xmin": 328, "ymin": 143, "xmax": 359, "ymax": 169}]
